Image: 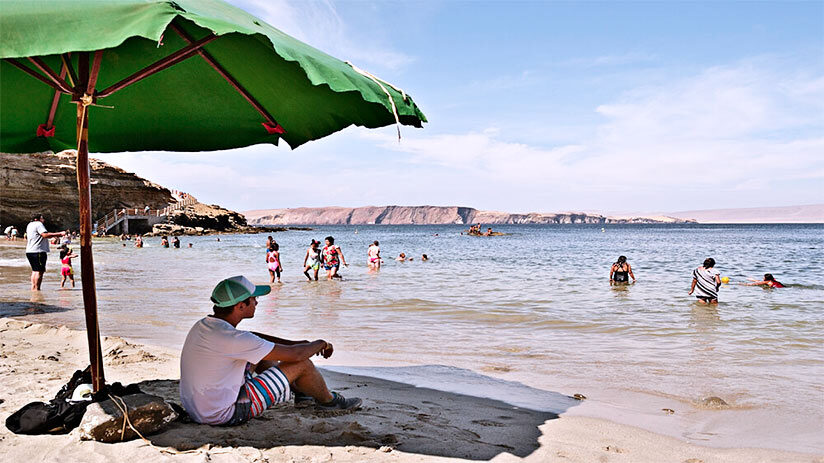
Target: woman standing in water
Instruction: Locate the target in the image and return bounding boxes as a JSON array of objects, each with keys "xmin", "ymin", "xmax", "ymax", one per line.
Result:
[
  {"xmin": 689, "ymin": 257, "xmax": 722, "ymax": 304},
  {"xmin": 266, "ymin": 242, "xmax": 282, "ymax": 283},
  {"xmin": 322, "ymin": 236, "xmax": 347, "ymax": 280},
  {"xmin": 367, "ymin": 241, "xmax": 381, "ymax": 270},
  {"xmin": 303, "ymin": 239, "xmax": 321, "ymax": 281},
  {"xmin": 609, "ymin": 255, "xmax": 636, "ymax": 284}
]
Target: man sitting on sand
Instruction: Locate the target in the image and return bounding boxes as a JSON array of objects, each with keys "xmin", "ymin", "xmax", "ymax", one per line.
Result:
[{"xmin": 180, "ymin": 276, "xmax": 361, "ymax": 426}]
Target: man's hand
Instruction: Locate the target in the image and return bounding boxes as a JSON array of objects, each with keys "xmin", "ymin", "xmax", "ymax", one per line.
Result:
[{"xmin": 316, "ymin": 340, "xmax": 334, "ymax": 359}]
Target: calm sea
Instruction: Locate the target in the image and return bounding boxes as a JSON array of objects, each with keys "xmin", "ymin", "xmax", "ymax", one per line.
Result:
[{"xmin": 1, "ymin": 224, "xmax": 822, "ymax": 452}]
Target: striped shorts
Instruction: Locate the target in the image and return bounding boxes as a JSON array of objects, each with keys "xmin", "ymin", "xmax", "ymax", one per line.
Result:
[{"xmin": 223, "ymin": 364, "xmax": 291, "ymax": 426}]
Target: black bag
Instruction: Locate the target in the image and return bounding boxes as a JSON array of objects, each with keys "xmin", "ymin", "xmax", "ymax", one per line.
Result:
[{"xmin": 5, "ymin": 366, "xmax": 142, "ymax": 435}]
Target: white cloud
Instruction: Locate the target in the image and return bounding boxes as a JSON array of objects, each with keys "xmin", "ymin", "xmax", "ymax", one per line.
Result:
[
  {"xmin": 231, "ymin": 0, "xmax": 414, "ymax": 72},
  {"xmin": 95, "ymin": 59, "xmax": 823, "ymax": 213},
  {"xmin": 358, "ymin": 60, "xmax": 824, "ymax": 210}
]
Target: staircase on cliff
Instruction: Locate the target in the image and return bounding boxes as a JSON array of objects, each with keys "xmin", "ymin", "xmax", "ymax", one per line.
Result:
[{"xmin": 94, "ymin": 193, "xmax": 198, "ymax": 235}]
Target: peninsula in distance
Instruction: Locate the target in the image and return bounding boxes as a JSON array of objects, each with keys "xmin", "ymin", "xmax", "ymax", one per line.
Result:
[{"xmin": 244, "ymin": 204, "xmax": 824, "ymax": 226}]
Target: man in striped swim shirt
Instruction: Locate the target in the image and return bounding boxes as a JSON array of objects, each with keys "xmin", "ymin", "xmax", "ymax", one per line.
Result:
[
  {"xmin": 688, "ymin": 257, "xmax": 722, "ymax": 304},
  {"xmin": 180, "ymin": 275, "xmax": 361, "ymax": 426}
]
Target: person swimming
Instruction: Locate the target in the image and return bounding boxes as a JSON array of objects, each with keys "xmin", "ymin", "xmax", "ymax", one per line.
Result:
[
  {"xmin": 609, "ymin": 256, "xmax": 635, "ymax": 284},
  {"xmin": 421, "ymin": 254, "xmax": 429, "ymax": 261},
  {"xmin": 745, "ymin": 273, "xmax": 785, "ymax": 288},
  {"xmin": 396, "ymin": 253, "xmax": 406, "ymax": 262}
]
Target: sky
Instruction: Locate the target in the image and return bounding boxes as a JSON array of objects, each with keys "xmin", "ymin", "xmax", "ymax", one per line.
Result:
[{"xmin": 94, "ymin": 0, "xmax": 824, "ymax": 214}]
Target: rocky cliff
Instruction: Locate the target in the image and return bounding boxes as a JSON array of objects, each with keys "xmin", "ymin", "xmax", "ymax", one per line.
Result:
[
  {"xmin": 244, "ymin": 206, "xmax": 695, "ymax": 225},
  {"xmin": 0, "ymin": 151, "xmax": 172, "ymax": 231}
]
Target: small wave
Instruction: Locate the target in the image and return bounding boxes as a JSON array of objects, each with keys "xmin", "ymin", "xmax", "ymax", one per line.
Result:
[{"xmin": 0, "ymin": 258, "xmax": 28, "ymax": 267}]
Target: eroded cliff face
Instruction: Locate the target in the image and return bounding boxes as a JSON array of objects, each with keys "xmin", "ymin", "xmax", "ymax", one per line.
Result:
[
  {"xmin": 244, "ymin": 206, "xmax": 693, "ymax": 225},
  {"xmin": 0, "ymin": 151, "xmax": 172, "ymax": 231},
  {"xmin": 246, "ymin": 206, "xmax": 476, "ymax": 225}
]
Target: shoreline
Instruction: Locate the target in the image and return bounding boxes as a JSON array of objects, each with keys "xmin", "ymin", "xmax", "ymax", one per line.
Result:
[{"xmin": 0, "ymin": 318, "xmax": 818, "ymax": 462}]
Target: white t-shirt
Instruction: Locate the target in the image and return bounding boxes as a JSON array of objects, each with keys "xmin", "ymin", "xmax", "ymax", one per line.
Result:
[
  {"xmin": 25, "ymin": 221, "xmax": 49, "ymax": 253},
  {"xmin": 179, "ymin": 316, "xmax": 274, "ymax": 424}
]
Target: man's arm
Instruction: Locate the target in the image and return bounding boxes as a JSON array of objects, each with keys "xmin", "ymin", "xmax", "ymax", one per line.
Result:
[
  {"xmin": 40, "ymin": 231, "xmax": 65, "ymax": 239},
  {"xmin": 260, "ymin": 340, "xmax": 332, "ymax": 363},
  {"xmin": 253, "ymin": 332, "xmax": 310, "ymax": 346}
]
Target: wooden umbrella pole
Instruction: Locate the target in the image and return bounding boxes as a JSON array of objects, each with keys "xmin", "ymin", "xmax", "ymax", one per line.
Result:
[
  {"xmin": 75, "ymin": 51, "xmax": 105, "ymax": 391},
  {"xmin": 76, "ymin": 102, "xmax": 104, "ymax": 391}
]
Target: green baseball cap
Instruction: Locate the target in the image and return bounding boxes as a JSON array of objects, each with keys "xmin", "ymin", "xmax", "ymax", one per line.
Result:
[{"xmin": 210, "ymin": 276, "xmax": 270, "ymax": 308}]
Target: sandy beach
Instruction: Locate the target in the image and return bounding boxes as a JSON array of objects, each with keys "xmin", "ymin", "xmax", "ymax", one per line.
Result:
[{"xmin": 0, "ymin": 318, "xmax": 818, "ymax": 463}]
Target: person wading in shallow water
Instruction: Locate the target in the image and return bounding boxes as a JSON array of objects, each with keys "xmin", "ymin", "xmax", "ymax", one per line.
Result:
[
  {"xmin": 689, "ymin": 257, "xmax": 722, "ymax": 304},
  {"xmin": 25, "ymin": 214, "xmax": 66, "ymax": 291},
  {"xmin": 609, "ymin": 255, "xmax": 636, "ymax": 284},
  {"xmin": 179, "ymin": 276, "xmax": 361, "ymax": 426},
  {"xmin": 321, "ymin": 236, "xmax": 347, "ymax": 280}
]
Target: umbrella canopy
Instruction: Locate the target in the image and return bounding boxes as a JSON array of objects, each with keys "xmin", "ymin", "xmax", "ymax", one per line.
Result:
[
  {"xmin": 1, "ymin": 0, "xmax": 426, "ymax": 390},
  {"xmin": 0, "ymin": 0, "xmax": 426, "ymax": 153}
]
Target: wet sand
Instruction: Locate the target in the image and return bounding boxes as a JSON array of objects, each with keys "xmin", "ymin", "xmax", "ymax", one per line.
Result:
[{"xmin": 0, "ymin": 318, "xmax": 818, "ymax": 462}]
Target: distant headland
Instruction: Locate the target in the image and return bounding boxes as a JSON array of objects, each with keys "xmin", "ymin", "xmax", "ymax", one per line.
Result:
[{"xmin": 242, "ymin": 206, "xmax": 696, "ymax": 226}]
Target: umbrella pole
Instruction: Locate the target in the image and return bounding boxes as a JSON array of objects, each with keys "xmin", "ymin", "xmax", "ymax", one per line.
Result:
[{"xmin": 75, "ymin": 99, "xmax": 105, "ymax": 392}]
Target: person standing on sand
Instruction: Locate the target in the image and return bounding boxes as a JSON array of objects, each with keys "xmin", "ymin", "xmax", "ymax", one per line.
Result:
[
  {"xmin": 689, "ymin": 257, "xmax": 722, "ymax": 304},
  {"xmin": 367, "ymin": 241, "xmax": 381, "ymax": 270},
  {"xmin": 321, "ymin": 236, "xmax": 346, "ymax": 280},
  {"xmin": 609, "ymin": 255, "xmax": 636, "ymax": 284},
  {"xmin": 25, "ymin": 215, "xmax": 66, "ymax": 291},
  {"xmin": 303, "ymin": 240, "xmax": 321, "ymax": 281},
  {"xmin": 179, "ymin": 276, "xmax": 361, "ymax": 425}
]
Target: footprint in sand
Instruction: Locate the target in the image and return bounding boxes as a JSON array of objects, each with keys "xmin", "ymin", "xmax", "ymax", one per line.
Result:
[
  {"xmin": 471, "ymin": 419, "xmax": 505, "ymax": 427},
  {"xmin": 604, "ymin": 445, "xmax": 625, "ymax": 453}
]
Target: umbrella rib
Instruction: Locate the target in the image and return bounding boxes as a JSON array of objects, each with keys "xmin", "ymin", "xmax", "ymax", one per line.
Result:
[
  {"xmin": 44, "ymin": 64, "xmax": 69, "ymax": 129},
  {"xmin": 61, "ymin": 53, "xmax": 79, "ymax": 88},
  {"xmin": 168, "ymin": 23, "xmax": 280, "ymax": 128},
  {"xmin": 27, "ymin": 57, "xmax": 74, "ymax": 94},
  {"xmin": 3, "ymin": 58, "xmax": 70, "ymax": 94},
  {"xmin": 96, "ymin": 33, "xmax": 218, "ymax": 98}
]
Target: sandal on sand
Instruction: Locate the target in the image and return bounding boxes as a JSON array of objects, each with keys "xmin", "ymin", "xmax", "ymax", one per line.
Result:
[{"xmin": 316, "ymin": 392, "xmax": 362, "ymax": 410}]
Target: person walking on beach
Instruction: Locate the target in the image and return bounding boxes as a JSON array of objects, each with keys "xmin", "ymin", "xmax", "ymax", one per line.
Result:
[
  {"xmin": 25, "ymin": 215, "xmax": 66, "ymax": 291},
  {"xmin": 609, "ymin": 255, "xmax": 636, "ymax": 284},
  {"xmin": 303, "ymin": 239, "xmax": 321, "ymax": 281},
  {"xmin": 689, "ymin": 257, "xmax": 722, "ymax": 304},
  {"xmin": 367, "ymin": 241, "xmax": 381, "ymax": 270},
  {"xmin": 266, "ymin": 242, "xmax": 282, "ymax": 283},
  {"xmin": 321, "ymin": 236, "xmax": 346, "ymax": 280},
  {"xmin": 179, "ymin": 276, "xmax": 361, "ymax": 426},
  {"xmin": 59, "ymin": 247, "xmax": 78, "ymax": 288}
]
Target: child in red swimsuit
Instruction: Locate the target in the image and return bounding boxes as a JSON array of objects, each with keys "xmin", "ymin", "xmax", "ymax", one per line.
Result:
[{"xmin": 60, "ymin": 248, "xmax": 77, "ymax": 288}]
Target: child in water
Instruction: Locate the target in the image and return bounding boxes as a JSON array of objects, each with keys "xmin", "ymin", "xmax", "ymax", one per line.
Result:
[
  {"xmin": 60, "ymin": 247, "xmax": 78, "ymax": 288},
  {"xmin": 266, "ymin": 242, "xmax": 282, "ymax": 283},
  {"xmin": 745, "ymin": 273, "xmax": 785, "ymax": 288}
]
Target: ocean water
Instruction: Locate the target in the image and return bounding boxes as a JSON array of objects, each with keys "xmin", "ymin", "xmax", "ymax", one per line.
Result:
[{"xmin": 1, "ymin": 224, "xmax": 822, "ymax": 452}]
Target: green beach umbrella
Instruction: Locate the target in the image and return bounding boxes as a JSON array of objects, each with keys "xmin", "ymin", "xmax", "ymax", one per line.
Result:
[{"xmin": 0, "ymin": 0, "xmax": 426, "ymax": 390}]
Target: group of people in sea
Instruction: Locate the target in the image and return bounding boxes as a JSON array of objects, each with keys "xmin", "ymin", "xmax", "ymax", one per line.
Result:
[
  {"xmin": 266, "ymin": 235, "xmax": 348, "ymax": 282},
  {"xmin": 610, "ymin": 255, "xmax": 785, "ymax": 305},
  {"xmin": 465, "ymin": 224, "xmax": 495, "ymax": 236},
  {"xmin": 263, "ymin": 236, "xmax": 431, "ymax": 282}
]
